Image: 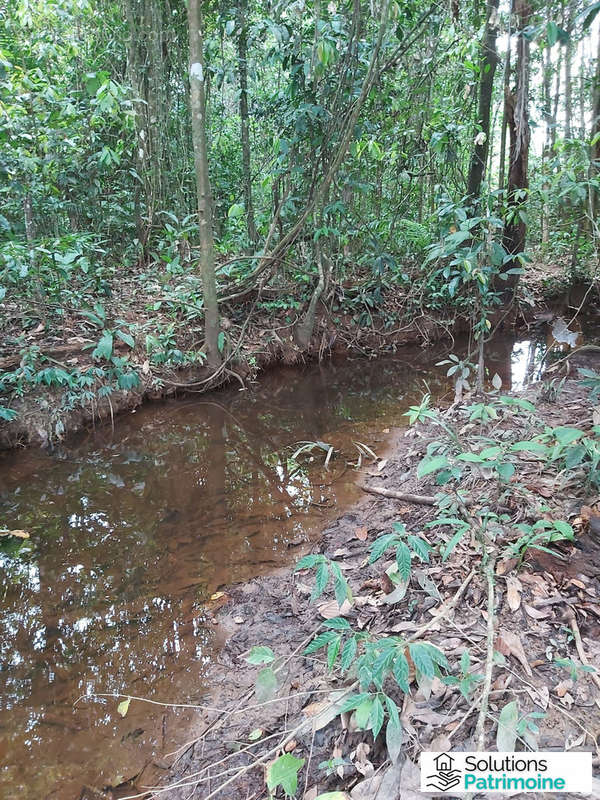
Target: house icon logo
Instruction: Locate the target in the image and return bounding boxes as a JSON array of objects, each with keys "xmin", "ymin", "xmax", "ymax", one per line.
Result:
[{"xmin": 425, "ymin": 752, "xmax": 462, "ymax": 791}]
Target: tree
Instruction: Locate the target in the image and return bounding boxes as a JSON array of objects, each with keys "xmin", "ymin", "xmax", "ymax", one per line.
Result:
[
  {"xmin": 237, "ymin": 0, "xmax": 258, "ymax": 247},
  {"xmin": 501, "ymin": 0, "xmax": 532, "ymax": 286},
  {"xmin": 187, "ymin": 0, "xmax": 220, "ymax": 367},
  {"xmin": 467, "ymin": 0, "xmax": 500, "ymax": 201}
]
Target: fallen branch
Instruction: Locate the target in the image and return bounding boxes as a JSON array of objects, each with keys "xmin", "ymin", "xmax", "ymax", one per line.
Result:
[
  {"xmin": 473, "ymin": 557, "xmax": 496, "ymax": 750},
  {"xmin": 361, "ymin": 485, "xmax": 438, "ymax": 505},
  {"xmin": 563, "ymin": 606, "xmax": 600, "ymax": 692},
  {"xmin": 361, "ymin": 484, "xmax": 477, "ymax": 507}
]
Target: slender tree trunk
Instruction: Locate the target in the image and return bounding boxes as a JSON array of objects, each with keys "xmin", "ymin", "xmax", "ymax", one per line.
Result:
[
  {"xmin": 237, "ymin": 0, "xmax": 257, "ymax": 247},
  {"xmin": 541, "ymin": 44, "xmax": 552, "ymax": 249},
  {"xmin": 498, "ymin": 1, "xmax": 512, "ymax": 191},
  {"xmin": 591, "ymin": 32, "xmax": 600, "ymax": 234},
  {"xmin": 550, "ymin": 49, "xmax": 563, "ymax": 150},
  {"xmin": 125, "ymin": 0, "xmax": 148, "ymax": 256},
  {"xmin": 24, "ymin": 194, "xmax": 35, "ymax": 245},
  {"xmin": 564, "ymin": 0, "xmax": 574, "ymax": 139},
  {"xmin": 467, "ymin": 0, "xmax": 500, "ymax": 201},
  {"xmin": 188, "ymin": 0, "xmax": 220, "ymax": 366},
  {"xmin": 501, "ymin": 0, "xmax": 531, "ymax": 288}
]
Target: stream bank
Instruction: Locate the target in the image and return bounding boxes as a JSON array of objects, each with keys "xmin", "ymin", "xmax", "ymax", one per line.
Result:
[
  {"xmin": 138, "ymin": 348, "xmax": 600, "ymax": 800},
  {"xmin": 1, "ymin": 264, "xmax": 593, "ymax": 452}
]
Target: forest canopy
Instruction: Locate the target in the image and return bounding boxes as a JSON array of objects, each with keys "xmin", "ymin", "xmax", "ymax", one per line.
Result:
[{"xmin": 0, "ymin": 0, "xmax": 599, "ymax": 432}]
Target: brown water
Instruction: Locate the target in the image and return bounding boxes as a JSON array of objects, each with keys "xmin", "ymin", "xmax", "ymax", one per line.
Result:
[{"xmin": 0, "ymin": 340, "xmax": 536, "ymax": 799}]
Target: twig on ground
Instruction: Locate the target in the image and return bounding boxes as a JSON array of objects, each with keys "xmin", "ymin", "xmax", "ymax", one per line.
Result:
[{"xmin": 563, "ymin": 606, "xmax": 600, "ymax": 692}]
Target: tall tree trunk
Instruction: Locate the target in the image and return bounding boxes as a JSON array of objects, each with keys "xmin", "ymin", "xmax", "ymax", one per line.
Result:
[
  {"xmin": 551, "ymin": 47, "xmax": 562, "ymax": 149},
  {"xmin": 541, "ymin": 43, "xmax": 552, "ymax": 249},
  {"xmin": 591, "ymin": 32, "xmax": 600, "ymax": 234},
  {"xmin": 467, "ymin": 0, "xmax": 500, "ymax": 201},
  {"xmin": 188, "ymin": 0, "xmax": 220, "ymax": 366},
  {"xmin": 498, "ymin": 0, "xmax": 512, "ymax": 191},
  {"xmin": 501, "ymin": 0, "xmax": 531, "ymax": 288},
  {"xmin": 125, "ymin": 0, "xmax": 148, "ymax": 257},
  {"xmin": 564, "ymin": 0, "xmax": 574, "ymax": 139},
  {"xmin": 237, "ymin": 0, "xmax": 257, "ymax": 247}
]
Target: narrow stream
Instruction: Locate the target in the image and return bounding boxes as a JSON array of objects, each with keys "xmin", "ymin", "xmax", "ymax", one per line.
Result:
[{"xmin": 0, "ymin": 337, "xmax": 542, "ymax": 798}]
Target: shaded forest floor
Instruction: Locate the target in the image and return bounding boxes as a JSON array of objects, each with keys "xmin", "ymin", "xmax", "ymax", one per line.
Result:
[
  {"xmin": 114, "ymin": 351, "xmax": 600, "ymax": 800},
  {"xmin": 0, "ymin": 255, "xmax": 594, "ymax": 450}
]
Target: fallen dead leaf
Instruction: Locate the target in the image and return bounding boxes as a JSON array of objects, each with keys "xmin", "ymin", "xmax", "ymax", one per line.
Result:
[
  {"xmin": 318, "ymin": 599, "xmax": 353, "ymax": 619},
  {"xmin": 284, "ymin": 739, "xmax": 297, "ymax": 752},
  {"xmin": 496, "ymin": 557, "xmax": 518, "ymax": 576},
  {"xmin": 233, "ymin": 616, "xmax": 245, "ymax": 624},
  {"xmin": 524, "ymin": 603, "xmax": 551, "ymax": 620},
  {"xmin": 554, "ymin": 679, "xmax": 573, "ymax": 698},
  {"xmin": 496, "ymin": 629, "xmax": 533, "ymax": 676},
  {"xmin": 506, "ymin": 576, "xmax": 522, "ymax": 611},
  {"xmin": 354, "ymin": 526, "xmax": 368, "ymax": 541},
  {"xmin": 560, "ymin": 691, "xmax": 574, "ymax": 708}
]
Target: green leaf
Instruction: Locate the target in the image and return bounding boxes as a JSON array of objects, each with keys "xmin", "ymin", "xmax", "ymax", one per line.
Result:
[
  {"xmin": 115, "ymin": 329, "xmax": 135, "ymax": 348},
  {"xmin": 460, "ymin": 649, "xmax": 471, "ymax": 674},
  {"xmin": 227, "ymin": 202, "xmax": 244, "ymax": 219},
  {"xmin": 553, "ymin": 426, "xmax": 584, "ymax": 445},
  {"xmin": 246, "ymin": 646, "xmax": 275, "ymax": 665},
  {"xmin": 393, "ymin": 651, "xmax": 410, "ymax": 692},
  {"xmin": 354, "ymin": 697, "xmax": 374, "ymax": 729},
  {"xmin": 457, "ymin": 452, "xmax": 485, "ymax": 462},
  {"xmin": 327, "ymin": 635, "xmax": 342, "ymax": 670},
  {"xmin": 407, "ymin": 535, "xmax": 431, "ymax": 562},
  {"xmin": 0, "ymin": 406, "xmax": 17, "ymax": 421},
  {"xmin": 312, "ymin": 562, "xmax": 329, "ymax": 601},
  {"xmin": 384, "ymin": 696, "xmax": 403, "ymax": 764},
  {"xmin": 255, "ymin": 666, "xmax": 278, "ymax": 703},
  {"xmin": 498, "ymin": 396, "xmax": 536, "ymax": 412},
  {"xmin": 510, "ymin": 440, "xmax": 548, "ymax": 454},
  {"xmin": 323, "ymin": 616, "xmax": 351, "ymax": 630},
  {"xmin": 417, "ymin": 455, "xmax": 449, "ymax": 478},
  {"xmin": 340, "ymin": 636, "xmax": 357, "ymax": 672},
  {"xmin": 266, "ymin": 753, "xmax": 305, "ymax": 797},
  {"xmin": 92, "ymin": 330, "xmax": 113, "ymax": 360},
  {"xmin": 551, "ymin": 520, "xmax": 574, "ymax": 539},
  {"xmin": 295, "ymin": 554, "xmax": 325, "ymax": 570},
  {"xmin": 305, "ymin": 630, "xmax": 338, "ymax": 654},
  {"xmin": 480, "ymin": 446, "xmax": 502, "ymax": 459},
  {"xmin": 441, "ymin": 526, "xmax": 468, "ymax": 561},
  {"xmin": 497, "ymin": 700, "xmax": 519, "ymax": 751},
  {"xmin": 315, "ymin": 793, "xmax": 350, "ymax": 800},
  {"xmin": 217, "ymin": 331, "xmax": 225, "ymax": 353},
  {"xmin": 117, "ymin": 697, "xmax": 131, "ymax": 717},
  {"xmin": 395, "ymin": 541, "xmax": 412, "ymax": 581},
  {"xmin": 369, "ymin": 533, "xmax": 397, "ymax": 563},
  {"xmin": 340, "ymin": 692, "xmax": 371, "ymax": 713},
  {"xmin": 496, "ymin": 462, "xmax": 515, "ymax": 482},
  {"xmin": 564, "ymin": 445, "xmax": 586, "ymax": 469},
  {"xmin": 420, "ymin": 642, "xmax": 449, "ymax": 670},
  {"xmin": 408, "ymin": 643, "xmax": 434, "ymax": 678},
  {"xmin": 370, "ymin": 695, "xmax": 385, "ymax": 739}
]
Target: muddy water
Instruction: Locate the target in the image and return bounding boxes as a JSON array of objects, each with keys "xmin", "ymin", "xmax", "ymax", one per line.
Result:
[{"xmin": 0, "ymin": 340, "xmax": 532, "ymax": 799}]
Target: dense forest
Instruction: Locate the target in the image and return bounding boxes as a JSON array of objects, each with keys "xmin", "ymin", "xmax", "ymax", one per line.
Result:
[{"xmin": 0, "ymin": 0, "xmax": 599, "ymax": 441}]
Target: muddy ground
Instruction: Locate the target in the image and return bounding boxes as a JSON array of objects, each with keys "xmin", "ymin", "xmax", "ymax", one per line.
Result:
[{"xmin": 106, "ymin": 351, "xmax": 600, "ymax": 800}]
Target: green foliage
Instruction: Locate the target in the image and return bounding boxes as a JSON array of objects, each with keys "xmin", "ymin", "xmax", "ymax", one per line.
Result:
[{"xmin": 266, "ymin": 753, "xmax": 305, "ymax": 797}]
